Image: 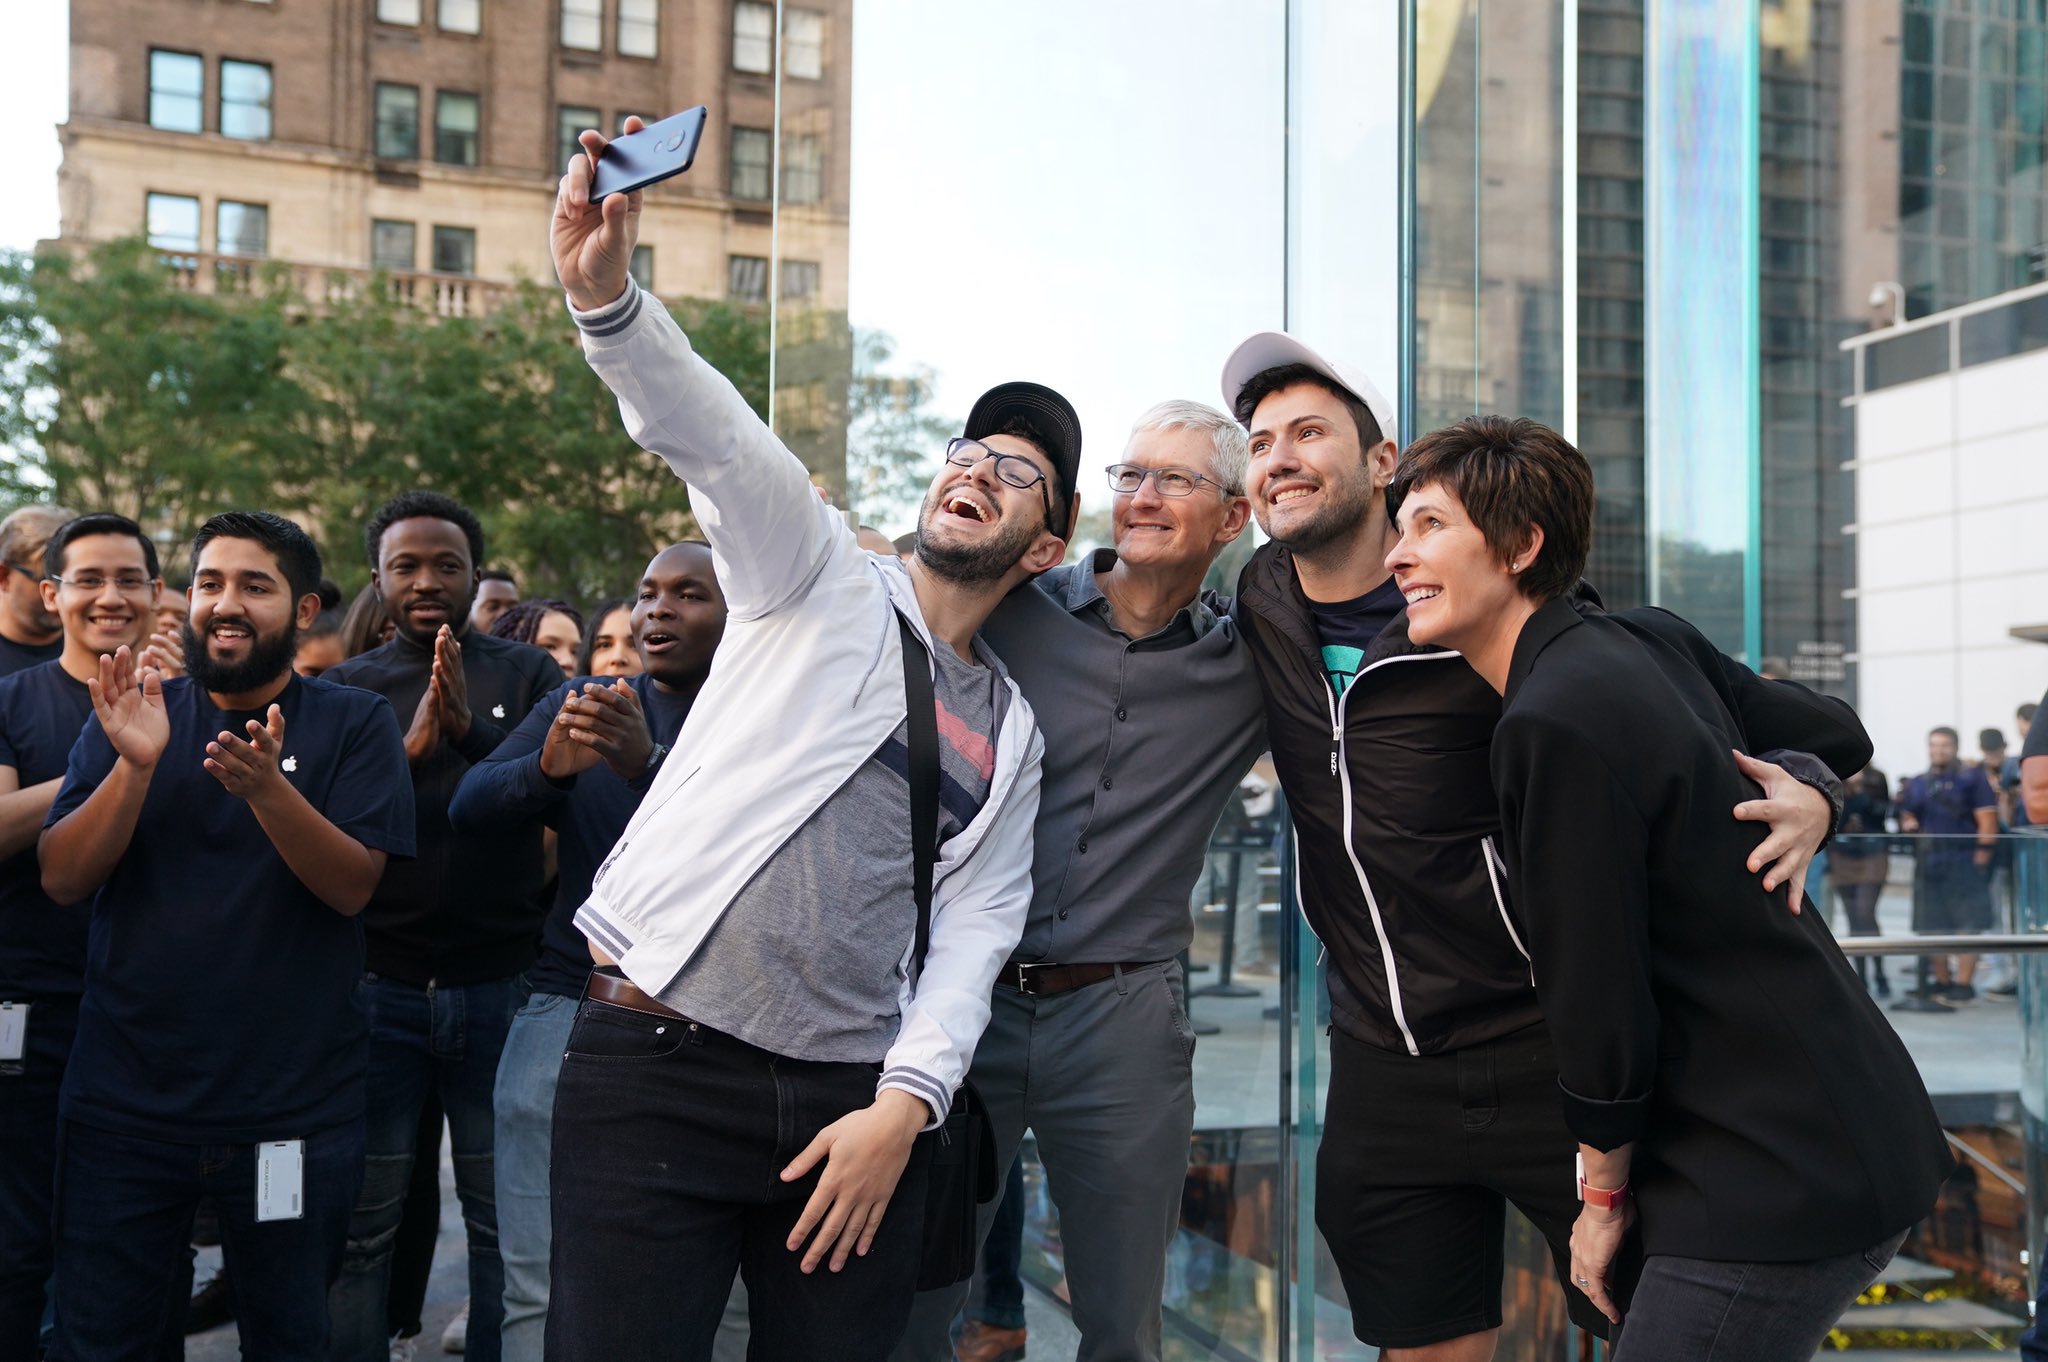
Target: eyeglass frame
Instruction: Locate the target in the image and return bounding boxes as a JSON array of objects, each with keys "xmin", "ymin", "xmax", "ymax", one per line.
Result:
[
  {"xmin": 46, "ymin": 572, "xmax": 158, "ymax": 596},
  {"xmin": 1103, "ymin": 462, "xmax": 1238, "ymax": 498},
  {"xmin": 943, "ymin": 436, "xmax": 1056, "ymax": 531}
]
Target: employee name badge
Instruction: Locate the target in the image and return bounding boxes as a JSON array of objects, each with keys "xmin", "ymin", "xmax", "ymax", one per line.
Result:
[
  {"xmin": 0, "ymin": 1001, "xmax": 27, "ymax": 1063},
  {"xmin": 256, "ymin": 1139, "xmax": 305, "ymax": 1222}
]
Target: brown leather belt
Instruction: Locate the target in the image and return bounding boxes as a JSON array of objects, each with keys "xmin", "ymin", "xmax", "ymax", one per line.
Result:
[
  {"xmin": 994, "ymin": 961, "xmax": 1161, "ymax": 998},
  {"xmin": 585, "ymin": 970, "xmax": 685, "ymax": 1020}
]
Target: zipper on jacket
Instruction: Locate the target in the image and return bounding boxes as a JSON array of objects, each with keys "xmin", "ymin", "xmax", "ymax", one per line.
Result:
[
  {"xmin": 1481, "ymin": 835, "xmax": 1534, "ymax": 983},
  {"xmin": 1325, "ymin": 676, "xmax": 1420, "ymax": 1056}
]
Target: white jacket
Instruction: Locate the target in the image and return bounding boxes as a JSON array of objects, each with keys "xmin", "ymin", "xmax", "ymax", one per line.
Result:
[{"xmin": 566, "ymin": 285, "xmax": 1043, "ymax": 1126}]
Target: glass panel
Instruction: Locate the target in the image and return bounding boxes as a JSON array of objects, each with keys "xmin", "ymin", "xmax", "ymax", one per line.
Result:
[
  {"xmin": 558, "ymin": 106, "xmax": 600, "ymax": 175},
  {"xmin": 376, "ymin": 0, "xmax": 422, "ymax": 22},
  {"xmin": 431, "ymin": 225, "xmax": 476, "ymax": 275},
  {"xmin": 619, "ymin": 0, "xmax": 658, "ymax": 57},
  {"xmin": 436, "ymin": 92, "xmax": 480, "ymax": 167},
  {"xmin": 148, "ymin": 50, "xmax": 203, "ymax": 134},
  {"xmin": 371, "ymin": 219, "xmax": 416, "ymax": 271},
  {"xmin": 144, "ymin": 192, "xmax": 200, "ymax": 253},
  {"xmin": 730, "ymin": 126, "xmax": 772, "ymax": 201},
  {"xmin": 727, "ymin": 254, "xmax": 767, "ymax": 304},
  {"xmin": 629, "ymin": 244, "xmax": 654, "ymax": 292},
  {"xmin": 438, "ymin": 0, "xmax": 480, "ymax": 34},
  {"xmin": 1865, "ymin": 324, "xmax": 1952, "ymax": 390},
  {"xmin": 1960, "ymin": 293, "xmax": 2048, "ymax": 365},
  {"xmin": 219, "ymin": 61, "xmax": 273, "ymax": 141},
  {"xmin": 375, "ymin": 83, "xmax": 421, "ymax": 160},
  {"xmin": 781, "ymin": 135, "xmax": 822, "ymax": 205},
  {"xmin": 216, "ymin": 200, "xmax": 267, "ymax": 257},
  {"xmin": 561, "ymin": 0, "xmax": 601, "ymax": 51},
  {"xmin": 786, "ymin": 8, "xmax": 825, "ymax": 79},
  {"xmin": 733, "ymin": 0, "xmax": 774, "ymax": 73}
]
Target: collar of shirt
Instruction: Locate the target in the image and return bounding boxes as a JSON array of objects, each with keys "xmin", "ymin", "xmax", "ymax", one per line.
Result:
[{"xmin": 1053, "ymin": 547, "xmax": 1218, "ymax": 642}]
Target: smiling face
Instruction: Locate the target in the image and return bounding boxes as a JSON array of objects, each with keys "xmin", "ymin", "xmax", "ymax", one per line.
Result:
[
  {"xmin": 43, "ymin": 532, "xmax": 159, "ymax": 664},
  {"xmin": 374, "ymin": 516, "xmax": 477, "ymax": 645},
  {"xmin": 534, "ymin": 611, "xmax": 582, "ymax": 679},
  {"xmin": 183, "ymin": 536, "xmax": 317, "ymax": 697},
  {"xmin": 914, "ymin": 433, "xmax": 1066, "ymax": 586},
  {"xmin": 1245, "ymin": 381, "xmax": 1397, "ymax": 556},
  {"xmin": 1111, "ymin": 426, "xmax": 1250, "ymax": 571},
  {"xmin": 1385, "ymin": 480, "xmax": 1536, "ymax": 653},
  {"xmin": 585, "ymin": 606, "xmax": 640, "ymax": 677},
  {"xmin": 634, "ymin": 543, "xmax": 726, "ymax": 688}
]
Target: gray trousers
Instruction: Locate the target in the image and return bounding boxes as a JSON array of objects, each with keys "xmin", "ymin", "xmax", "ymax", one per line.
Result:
[{"xmin": 891, "ymin": 960, "xmax": 1197, "ymax": 1362}]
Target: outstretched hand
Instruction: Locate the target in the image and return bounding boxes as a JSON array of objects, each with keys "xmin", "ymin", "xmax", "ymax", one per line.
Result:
[
  {"xmin": 550, "ymin": 116, "xmax": 646, "ymax": 312},
  {"xmin": 89, "ymin": 646, "xmax": 170, "ymax": 769}
]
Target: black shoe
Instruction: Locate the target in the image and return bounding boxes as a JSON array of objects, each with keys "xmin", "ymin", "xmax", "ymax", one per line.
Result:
[
  {"xmin": 1944, "ymin": 983, "xmax": 1977, "ymax": 1002},
  {"xmin": 1873, "ymin": 974, "xmax": 1891, "ymax": 998},
  {"xmin": 185, "ymin": 1266, "xmax": 235, "ymax": 1334}
]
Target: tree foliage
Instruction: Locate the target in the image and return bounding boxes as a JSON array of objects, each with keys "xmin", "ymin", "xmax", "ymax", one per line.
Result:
[{"xmin": 844, "ymin": 327, "xmax": 954, "ymax": 537}]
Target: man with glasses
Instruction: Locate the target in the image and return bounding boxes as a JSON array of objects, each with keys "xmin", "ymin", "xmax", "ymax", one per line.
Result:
[
  {"xmin": 0, "ymin": 506, "xmax": 78, "ymax": 678},
  {"xmin": 543, "ymin": 120, "xmax": 1062, "ymax": 1361},
  {"xmin": 896, "ymin": 400, "xmax": 1266, "ymax": 1362}
]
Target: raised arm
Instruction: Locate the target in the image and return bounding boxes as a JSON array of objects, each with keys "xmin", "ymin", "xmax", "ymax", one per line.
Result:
[{"xmin": 40, "ymin": 650, "xmax": 167, "ymax": 906}]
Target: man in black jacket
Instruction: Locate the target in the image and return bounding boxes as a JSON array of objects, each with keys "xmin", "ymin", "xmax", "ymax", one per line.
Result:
[
  {"xmin": 323, "ymin": 491, "xmax": 562, "ymax": 1362},
  {"xmin": 1221, "ymin": 333, "xmax": 1854, "ymax": 1361}
]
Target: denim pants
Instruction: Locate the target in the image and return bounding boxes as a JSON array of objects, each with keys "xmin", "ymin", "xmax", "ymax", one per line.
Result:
[
  {"xmin": 491, "ymin": 990, "xmax": 577, "ymax": 1362},
  {"xmin": 971, "ymin": 1154, "xmax": 1028, "ymax": 1331},
  {"xmin": 0, "ymin": 995, "xmax": 76, "ymax": 1359},
  {"xmin": 327, "ymin": 973, "xmax": 523, "ymax": 1362},
  {"xmin": 546, "ymin": 998, "xmax": 931, "ymax": 1362},
  {"xmin": 1611, "ymin": 1230, "xmax": 1906, "ymax": 1361},
  {"xmin": 52, "ymin": 1117, "xmax": 364, "ymax": 1362}
]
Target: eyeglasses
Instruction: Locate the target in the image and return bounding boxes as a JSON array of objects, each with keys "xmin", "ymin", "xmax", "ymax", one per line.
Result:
[
  {"xmin": 48, "ymin": 574, "xmax": 155, "ymax": 596},
  {"xmin": 943, "ymin": 437, "xmax": 1054, "ymax": 528},
  {"xmin": 1105, "ymin": 463, "xmax": 1234, "ymax": 498}
]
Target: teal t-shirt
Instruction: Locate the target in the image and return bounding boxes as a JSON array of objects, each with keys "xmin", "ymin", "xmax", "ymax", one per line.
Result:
[{"xmin": 1308, "ymin": 576, "xmax": 1406, "ymax": 695}]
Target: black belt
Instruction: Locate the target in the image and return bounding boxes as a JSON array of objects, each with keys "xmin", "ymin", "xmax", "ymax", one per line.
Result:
[{"xmin": 994, "ymin": 961, "xmax": 1162, "ymax": 998}]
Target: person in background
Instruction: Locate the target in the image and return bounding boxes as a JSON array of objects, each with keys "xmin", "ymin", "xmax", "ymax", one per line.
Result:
[
  {"xmin": 1898, "ymin": 726, "xmax": 2000, "ymax": 1004},
  {"xmin": 341, "ymin": 583, "xmax": 396, "ymax": 659},
  {"xmin": 857, "ymin": 526, "xmax": 898, "ymax": 556},
  {"xmin": 322, "ymin": 492, "xmax": 562, "ymax": 1362},
  {"xmin": 891, "ymin": 532, "xmax": 917, "ymax": 565},
  {"xmin": 0, "ymin": 512, "xmax": 162, "ymax": 1359},
  {"xmin": 1828, "ymin": 766, "xmax": 1893, "ymax": 997},
  {"xmin": 451, "ymin": 541, "xmax": 727, "ymax": 1362},
  {"xmin": 2011, "ymin": 703, "xmax": 2036, "ymax": 831},
  {"xmin": 470, "ymin": 570, "xmax": 521, "ymax": 636},
  {"xmin": 1976, "ymin": 728, "xmax": 2019, "ymax": 995},
  {"xmin": 576, "ymin": 599, "xmax": 640, "ymax": 679},
  {"xmin": 296, "ymin": 611, "xmax": 348, "ymax": 679},
  {"xmin": 491, "ymin": 600, "xmax": 584, "ymax": 682},
  {"xmin": 0, "ymin": 506, "xmax": 77, "ymax": 677}
]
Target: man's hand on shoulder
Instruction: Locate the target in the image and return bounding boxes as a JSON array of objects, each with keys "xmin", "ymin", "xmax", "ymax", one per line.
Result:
[{"xmin": 552, "ymin": 117, "xmax": 646, "ymax": 312}]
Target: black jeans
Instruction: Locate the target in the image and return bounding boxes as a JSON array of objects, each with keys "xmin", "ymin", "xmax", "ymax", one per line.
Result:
[
  {"xmin": 0, "ymin": 995, "xmax": 76, "ymax": 1359},
  {"xmin": 1611, "ymin": 1230, "xmax": 1906, "ymax": 1361},
  {"xmin": 546, "ymin": 998, "xmax": 930, "ymax": 1362}
]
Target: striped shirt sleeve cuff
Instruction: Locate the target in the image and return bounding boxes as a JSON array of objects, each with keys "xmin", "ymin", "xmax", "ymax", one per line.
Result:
[
  {"xmin": 879, "ymin": 1066, "xmax": 951, "ymax": 1131},
  {"xmin": 566, "ymin": 284, "xmax": 644, "ymax": 339}
]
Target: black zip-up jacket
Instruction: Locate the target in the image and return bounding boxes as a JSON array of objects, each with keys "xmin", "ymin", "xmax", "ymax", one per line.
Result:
[
  {"xmin": 1236, "ymin": 541, "xmax": 1852, "ymax": 1058},
  {"xmin": 323, "ymin": 628, "xmax": 561, "ymax": 985}
]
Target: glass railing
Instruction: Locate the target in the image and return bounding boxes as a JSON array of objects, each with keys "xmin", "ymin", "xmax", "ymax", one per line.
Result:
[{"xmin": 1004, "ymin": 827, "xmax": 2048, "ymax": 1360}]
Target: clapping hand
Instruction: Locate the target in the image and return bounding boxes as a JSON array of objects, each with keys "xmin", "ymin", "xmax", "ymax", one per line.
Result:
[
  {"xmin": 204, "ymin": 705, "xmax": 289, "ymax": 802},
  {"xmin": 89, "ymin": 646, "xmax": 170, "ymax": 769}
]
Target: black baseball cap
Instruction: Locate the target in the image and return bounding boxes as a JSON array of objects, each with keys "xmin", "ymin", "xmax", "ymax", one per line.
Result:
[{"xmin": 963, "ymin": 382, "xmax": 1083, "ymax": 537}]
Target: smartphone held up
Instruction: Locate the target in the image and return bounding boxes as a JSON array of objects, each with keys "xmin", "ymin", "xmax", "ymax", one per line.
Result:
[{"xmin": 589, "ymin": 106, "xmax": 710, "ymax": 201}]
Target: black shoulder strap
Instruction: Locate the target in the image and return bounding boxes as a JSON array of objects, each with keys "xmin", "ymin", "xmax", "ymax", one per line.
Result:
[{"xmin": 898, "ymin": 613, "xmax": 940, "ymax": 979}]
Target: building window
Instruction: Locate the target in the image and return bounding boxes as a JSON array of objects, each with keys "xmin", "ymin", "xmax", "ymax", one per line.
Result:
[
  {"xmin": 619, "ymin": 0, "xmax": 658, "ymax": 57},
  {"xmin": 558, "ymin": 106, "xmax": 599, "ymax": 173},
  {"xmin": 219, "ymin": 60, "xmax": 273, "ymax": 140},
  {"xmin": 372, "ymin": 219, "xmax": 417, "ymax": 271},
  {"xmin": 438, "ymin": 0, "xmax": 481, "ymax": 33},
  {"xmin": 216, "ymin": 200, "xmax": 268, "ymax": 257},
  {"xmin": 731, "ymin": 126, "xmax": 771, "ymax": 201},
  {"xmin": 145, "ymin": 192, "xmax": 201, "ymax": 253},
  {"xmin": 785, "ymin": 9, "xmax": 824, "ymax": 79},
  {"xmin": 733, "ymin": 1, "xmax": 773, "ymax": 73},
  {"xmin": 780, "ymin": 259, "xmax": 818, "ymax": 301},
  {"xmin": 727, "ymin": 254, "xmax": 768, "ymax": 304},
  {"xmin": 561, "ymin": 0, "xmax": 602, "ymax": 50},
  {"xmin": 782, "ymin": 135, "xmax": 821, "ymax": 204},
  {"xmin": 436, "ymin": 91, "xmax": 480, "ymax": 166},
  {"xmin": 376, "ymin": 0, "xmax": 422, "ymax": 21},
  {"xmin": 148, "ymin": 50, "xmax": 204, "ymax": 133},
  {"xmin": 432, "ymin": 226, "xmax": 477, "ymax": 275},
  {"xmin": 630, "ymin": 245, "xmax": 654, "ymax": 291},
  {"xmin": 375, "ymin": 83, "xmax": 421, "ymax": 159}
]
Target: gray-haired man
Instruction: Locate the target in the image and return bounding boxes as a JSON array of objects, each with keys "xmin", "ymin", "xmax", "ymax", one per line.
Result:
[{"xmin": 894, "ymin": 401, "xmax": 1267, "ymax": 1362}]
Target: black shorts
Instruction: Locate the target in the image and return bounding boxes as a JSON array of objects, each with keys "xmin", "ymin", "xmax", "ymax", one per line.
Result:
[
  {"xmin": 1316, "ymin": 1023, "xmax": 1613, "ymax": 1348},
  {"xmin": 1912, "ymin": 857, "xmax": 1993, "ymax": 933}
]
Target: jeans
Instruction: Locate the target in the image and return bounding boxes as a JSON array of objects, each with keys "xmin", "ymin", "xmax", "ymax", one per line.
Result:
[
  {"xmin": 1611, "ymin": 1230, "xmax": 1906, "ymax": 1362},
  {"xmin": 52, "ymin": 1117, "xmax": 364, "ymax": 1362},
  {"xmin": 492, "ymin": 990, "xmax": 577, "ymax": 1362},
  {"xmin": 972, "ymin": 1154, "xmax": 1028, "ymax": 1331},
  {"xmin": 547, "ymin": 998, "xmax": 931, "ymax": 1362},
  {"xmin": 0, "ymin": 995, "xmax": 76, "ymax": 1360},
  {"xmin": 327, "ymin": 973, "xmax": 523, "ymax": 1362}
]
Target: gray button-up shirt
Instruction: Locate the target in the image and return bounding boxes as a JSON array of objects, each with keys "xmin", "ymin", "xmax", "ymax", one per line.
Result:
[{"xmin": 980, "ymin": 549, "xmax": 1268, "ymax": 964}]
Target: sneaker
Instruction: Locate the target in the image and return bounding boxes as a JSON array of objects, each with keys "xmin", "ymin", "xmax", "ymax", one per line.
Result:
[
  {"xmin": 390, "ymin": 1335, "xmax": 419, "ymax": 1362},
  {"xmin": 1945, "ymin": 983, "xmax": 1977, "ymax": 1002},
  {"xmin": 440, "ymin": 1301, "xmax": 468, "ymax": 1355},
  {"xmin": 954, "ymin": 1320, "xmax": 1027, "ymax": 1362}
]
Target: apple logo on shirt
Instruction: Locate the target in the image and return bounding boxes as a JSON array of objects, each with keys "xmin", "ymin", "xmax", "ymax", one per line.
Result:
[
  {"xmin": 281, "ymin": 756, "xmax": 298, "ymax": 773},
  {"xmin": 493, "ymin": 704, "xmax": 506, "ymax": 718}
]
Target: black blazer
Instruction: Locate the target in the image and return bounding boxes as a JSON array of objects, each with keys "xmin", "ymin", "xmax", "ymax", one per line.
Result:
[{"xmin": 1492, "ymin": 600, "xmax": 1951, "ymax": 1262}]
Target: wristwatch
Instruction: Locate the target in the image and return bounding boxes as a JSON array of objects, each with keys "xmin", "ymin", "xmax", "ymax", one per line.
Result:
[
  {"xmin": 629, "ymin": 742, "xmax": 669, "ymax": 792},
  {"xmin": 1576, "ymin": 1152, "xmax": 1629, "ymax": 1211}
]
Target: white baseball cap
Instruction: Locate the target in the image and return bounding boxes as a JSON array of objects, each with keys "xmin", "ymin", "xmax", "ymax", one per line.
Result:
[{"xmin": 1219, "ymin": 332, "xmax": 1397, "ymax": 446}]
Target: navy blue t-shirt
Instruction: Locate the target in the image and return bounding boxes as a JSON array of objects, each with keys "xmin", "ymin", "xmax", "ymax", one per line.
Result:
[
  {"xmin": 448, "ymin": 674, "xmax": 695, "ymax": 999},
  {"xmin": 1308, "ymin": 576, "xmax": 1407, "ymax": 695},
  {"xmin": 0, "ymin": 633, "xmax": 63, "ymax": 680},
  {"xmin": 0, "ymin": 660, "xmax": 94, "ymax": 996},
  {"xmin": 48, "ymin": 674, "xmax": 415, "ymax": 1143}
]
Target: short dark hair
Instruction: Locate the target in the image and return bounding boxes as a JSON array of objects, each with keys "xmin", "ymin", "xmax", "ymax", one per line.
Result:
[
  {"xmin": 1232, "ymin": 363, "xmax": 1384, "ymax": 449},
  {"xmin": 1930, "ymin": 725, "xmax": 1959, "ymax": 744},
  {"xmin": 994, "ymin": 413, "xmax": 1069, "ymax": 534},
  {"xmin": 364, "ymin": 491, "xmax": 486, "ymax": 570},
  {"xmin": 2020, "ymin": 702, "xmax": 2038, "ymax": 723},
  {"xmin": 479, "ymin": 567, "xmax": 519, "ymax": 586},
  {"xmin": 1388, "ymin": 415, "xmax": 1594, "ymax": 605},
  {"xmin": 302, "ymin": 608, "xmax": 344, "ymax": 641},
  {"xmin": 314, "ymin": 577, "xmax": 343, "ymax": 612},
  {"xmin": 46, "ymin": 512, "xmax": 160, "ymax": 580},
  {"xmin": 190, "ymin": 511, "xmax": 325, "ymax": 601},
  {"xmin": 1980, "ymin": 727, "xmax": 2007, "ymax": 752}
]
